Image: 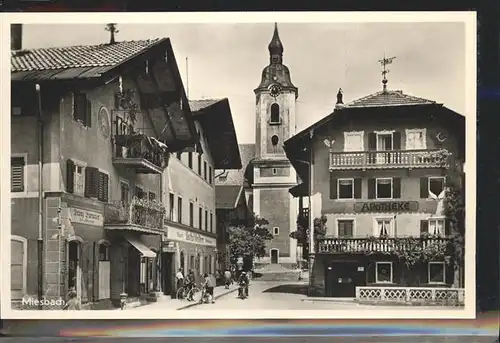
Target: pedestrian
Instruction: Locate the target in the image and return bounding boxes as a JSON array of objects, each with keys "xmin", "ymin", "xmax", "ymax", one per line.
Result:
[
  {"xmin": 175, "ymin": 268, "xmax": 184, "ymax": 296},
  {"xmin": 224, "ymin": 268, "xmax": 232, "ymax": 289},
  {"xmin": 63, "ymin": 288, "xmax": 81, "ymax": 310},
  {"xmin": 202, "ymin": 273, "xmax": 215, "ymax": 304}
]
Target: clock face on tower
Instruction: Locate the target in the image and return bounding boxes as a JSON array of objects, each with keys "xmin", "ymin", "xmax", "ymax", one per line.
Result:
[{"xmin": 269, "ymin": 84, "xmax": 282, "ymax": 97}]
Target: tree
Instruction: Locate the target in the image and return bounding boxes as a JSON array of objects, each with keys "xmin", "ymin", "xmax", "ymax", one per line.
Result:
[
  {"xmin": 289, "ymin": 213, "xmax": 327, "ymax": 258},
  {"xmin": 227, "ymin": 213, "xmax": 273, "ymax": 265}
]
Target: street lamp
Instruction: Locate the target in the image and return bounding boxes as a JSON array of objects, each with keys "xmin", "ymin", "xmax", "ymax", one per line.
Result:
[{"xmin": 294, "ymin": 135, "xmax": 334, "ymax": 297}]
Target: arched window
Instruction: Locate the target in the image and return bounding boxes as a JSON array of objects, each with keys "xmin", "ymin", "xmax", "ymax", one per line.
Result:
[
  {"xmin": 190, "ymin": 255, "xmax": 195, "ymax": 271},
  {"xmin": 270, "ymin": 103, "xmax": 280, "ymax": 123},
  {"xmin": 180, "ymin": 251, "xmax": 185, "ymax": 272}
]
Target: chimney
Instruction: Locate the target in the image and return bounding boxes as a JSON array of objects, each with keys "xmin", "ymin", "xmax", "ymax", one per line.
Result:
[
  {"xmin": 335, "ymin": 88, "xmax": 345, "ymax": 110},
  {"xmin": 11, "ymin": 24, "xmax": 22, "ymax": 51}
]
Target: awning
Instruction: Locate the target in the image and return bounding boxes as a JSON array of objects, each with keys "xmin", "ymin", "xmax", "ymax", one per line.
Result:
[{"xmin": 124, "ymin": 235, "xmax": 156, "ymax": 258}]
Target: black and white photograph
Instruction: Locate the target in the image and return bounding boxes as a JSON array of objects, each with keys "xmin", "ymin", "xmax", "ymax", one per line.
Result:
[{"xmin": 1, "ymin": 13, "xmax": 476, "ymax": 319}]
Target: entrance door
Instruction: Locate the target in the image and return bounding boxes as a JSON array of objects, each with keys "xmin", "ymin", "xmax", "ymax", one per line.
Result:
[
  {"xmin": 325, "ymin": 261, "xmax": 365, "ymax": 297},
  {"xmin": 98, "ymin": 244, "xmax": 111, "ymax": 299},
  {"xmin": 127, "ymin": 245, "xmax": 140, "ymax": 296},
  {"xmin": 68, "ymin": 241, "xmax": 82, "ymax": 298},
  {"xmin": 270, "ymin": 249, "xmax": 279, "ymax": 264},
  {"xmin": 162, "ymin": 252, "xmax": 173, "ymax": 296},
  {"xmin": 11, "ymin": 237, "xmax": 26, "ymax": 300}
]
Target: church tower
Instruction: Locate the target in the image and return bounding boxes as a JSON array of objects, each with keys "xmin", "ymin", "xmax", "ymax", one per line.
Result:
[{"xmin": 252, "ymin": 23, "xmax": 298, "ymax": 268}]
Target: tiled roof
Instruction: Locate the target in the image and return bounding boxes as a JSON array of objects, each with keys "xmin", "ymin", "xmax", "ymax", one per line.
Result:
[
  {"xmin": 11, "ymin": 39, "xmax": 164, "ymax": 72},
  {"xmin": 215, "ymin": 143, "xmax": 255, "ymax": 186},
  {"xmin": 189, "ymin": 99, "xmax": 222, "ymax": 112},
  {"xmin": 345, "ymin": 90, "xmax": 437, "ymax": 108},
  {"xmin": 216, "ymin": 185, "xmax": 244, "ymax": 209}
]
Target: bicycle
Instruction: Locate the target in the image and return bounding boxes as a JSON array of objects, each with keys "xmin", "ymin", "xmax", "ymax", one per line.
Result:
[{"xmin": 176, "ymin": 285, "xmax": 202, "ymax": 302}]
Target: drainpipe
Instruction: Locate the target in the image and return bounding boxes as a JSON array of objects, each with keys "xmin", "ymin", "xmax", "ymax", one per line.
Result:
[
  {"xmin": 35, "ymin": 84, "xmax": 44, "ymax": 309},
  {"xmin": 307, "ymin": 129, "xmax": 315, "ymax": 297}
]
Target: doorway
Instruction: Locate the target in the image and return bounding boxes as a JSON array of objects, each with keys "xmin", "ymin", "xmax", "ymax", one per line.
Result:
[
  {"xmin": 68, "ymin": 241, "xmax": 82, "ymax": 298},
  {"xmin": 127, "ymin": 245, "xmax": 140, "ymax": 296},
  {"xmin": 325, "ymin": 261, "xmax": 365, "ymax": 297},
  {"xmin": 270, "ymin": 249, "xmax": 279, "ymax": 264},
  {"xmin": 161, "ymin": 252, "xmax": 173, "ymax": 296},
  {"xmin": 98, "ymin": 243, "xmax": 111, "ymax": 299}
]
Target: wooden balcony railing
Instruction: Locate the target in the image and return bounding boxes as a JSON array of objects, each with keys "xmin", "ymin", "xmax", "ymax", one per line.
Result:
[
  {"xmin": 356, "ymin": 286, "xmax": 464, "ymax": 306},
  {"xmin": 104, "ymin": 197, "xmax": 166, "ymax": 232},
  {"xmin": 329, "ymin": 149, "xmax": 450, "ymax": 170},
  {"xmin": 113, "ymin": 133, "xmax": 169, "ymax": 174},
  {"xmin": 317, "ymin": 237, "xmax": 450, "ymax": 254}
]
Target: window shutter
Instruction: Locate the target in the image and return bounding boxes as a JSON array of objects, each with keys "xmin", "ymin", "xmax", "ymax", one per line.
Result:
[
  {"xmin": 97, "ymin": 172, "xmax": 109, "ymax": 202},
  {"xmin": 393, "ymin": 131, "xmax": 401, "ymax": 150},
  {"xmin": 420, "ymin": 177, "xmax": 428, "ymax": 198},
  {"xmin": 74, "ymin": 93, "xmax": 86, "ymax": 122},
  {"xmin": 11, "ymin": 157, "xmax": 25, "ymax": 192},
  {"xmin": 366, "ymin": 262, "xmax": 376, "ymax": 283},
  {"xmin": 393, "ymin": 177, "xmax": 401, "ymax": 198},
  {"xmin": 97, "ymin": 172, "xmax": 104, "ymax": 201},
  {"xmin": 420, "ymin": 220, "xmax": 429, "ymax": 235},
  {"xmin": 66, "ymin": 159, "xmax": 75, "ymax": 194},
  {"xmin": 85, "ymin": 98, "xmax": 92, "ymax": 127},
  {"xmin": 329, "ymin": 174, "xmax": 337, "ymax": 199},
  {"xmin": 367, "ymin": 178, "xmax": 376, "ymax": 199},
  {"xmin": 85, "ymin": 167, "xmax": 99, "ymax": 198},
  {"xmin": 354, "ymin": 178, "xmax": 362, "ymax": 199},
  {"xmin": 368, "ymin": 132, "xmax": 377, "ymax": 151}
]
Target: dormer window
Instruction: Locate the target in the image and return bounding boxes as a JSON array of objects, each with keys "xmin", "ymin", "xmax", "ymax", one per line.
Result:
[{"xmin": 270, "ymin": 103, "xmax": 280, "ymax": 124}]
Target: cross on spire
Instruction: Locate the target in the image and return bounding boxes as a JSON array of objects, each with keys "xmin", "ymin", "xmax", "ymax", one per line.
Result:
[
  {"xmin": 378, "ymin": 54, "xmax": 396, "ymax": 92},
  {"xmin": 105, "ymin": 23, "xmax": 119, "ymax": 44}
]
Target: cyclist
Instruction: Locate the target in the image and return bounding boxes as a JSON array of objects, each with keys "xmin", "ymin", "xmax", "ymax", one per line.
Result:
[{"xmin": 185, "ymin": 269, "xmax": 196, "ymax": 301}]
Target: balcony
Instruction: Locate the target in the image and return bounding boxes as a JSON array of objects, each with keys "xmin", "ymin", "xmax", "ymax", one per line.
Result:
[
  {"xmin": 104, "ymin": 197, "xmax": 166, "ymax": 234},
  {"xmin": 113, "ymin": 133, "xmax": 169, "ymax": 174},
  {"xmin": 329, "ymin": 149, "xmax": 451, "ymax": 170},
  {"xmin": 317, "ymin": 237, "xmax": 450, "ymax": 254}
]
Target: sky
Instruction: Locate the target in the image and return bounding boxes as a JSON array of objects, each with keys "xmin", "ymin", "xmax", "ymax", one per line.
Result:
[{"xmin": 20, "ymin": 22, "xmax": 467, "ymax": 144}]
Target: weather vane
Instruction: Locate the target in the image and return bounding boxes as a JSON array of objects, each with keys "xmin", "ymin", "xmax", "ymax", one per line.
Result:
[{"xmin": 378, "ymin": 54, "xmax": 396, "ymax": 92}]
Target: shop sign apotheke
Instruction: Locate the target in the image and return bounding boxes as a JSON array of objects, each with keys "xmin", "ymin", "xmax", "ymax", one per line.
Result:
[{"xmin": 354, "ymin": 201, "xmax": 419, "ymax": 213}]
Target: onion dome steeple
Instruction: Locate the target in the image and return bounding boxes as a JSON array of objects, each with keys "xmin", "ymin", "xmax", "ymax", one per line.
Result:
[
  {"xmin": 268, "ymin": 23, "xmax": 284, "ymax": 64},
  {"xmin": 255, "ymin": 23, "xmax": 297, "ymax": 97}
]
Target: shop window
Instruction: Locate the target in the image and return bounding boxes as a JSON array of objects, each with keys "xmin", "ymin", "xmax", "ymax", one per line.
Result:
[
  {"xmin": 428, "ymin": 262, "xmax": 446, "ymax": 284},
  {"xmin": 375, "ymin": 262, "xmax": 393, "ymax": 283}
]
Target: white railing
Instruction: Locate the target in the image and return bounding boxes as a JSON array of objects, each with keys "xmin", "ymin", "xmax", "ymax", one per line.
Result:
[
  {"xmin": 356, "ymin": 286, "xmax": 465, "ymax": 306},
  {"xmin": 330, "ymin": 149, "xmax": 450, "ymax": 170}
]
